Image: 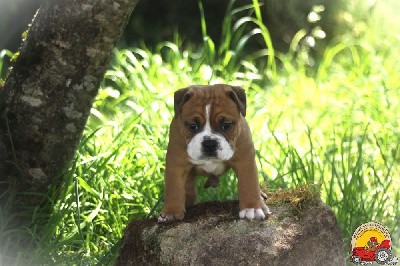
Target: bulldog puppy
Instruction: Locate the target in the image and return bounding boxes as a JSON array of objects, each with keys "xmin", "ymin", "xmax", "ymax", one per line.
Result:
[{"xmin": 158, "ymin": 84, "xmax": 271, "ymax": 222}]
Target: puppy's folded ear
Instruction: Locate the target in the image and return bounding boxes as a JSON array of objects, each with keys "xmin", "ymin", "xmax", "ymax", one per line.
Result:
[
  {"xmin": 174, "ymin": 87, "xmax": 193, "ymax": 117},
  {"xmin": 227, "ymin": 86, "xmax": 247, "ymax": 117}
]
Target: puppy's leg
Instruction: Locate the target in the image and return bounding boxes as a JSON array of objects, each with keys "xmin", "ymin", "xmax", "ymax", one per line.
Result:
[
  {"xmin": 233, "ymin": 153, "xmax": 271, "ymax": 220},
  {"xmin": 185, "ymin": 170, "xmax": 197, "ymax": 207},
  {"xmin": 158, "ymin": 167, "xmax": 188, "ymax": 222}
]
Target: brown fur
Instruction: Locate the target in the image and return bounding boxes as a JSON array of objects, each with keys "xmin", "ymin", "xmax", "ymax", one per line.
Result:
[{"xmin": 160, "ymin": 84, "xmax": 268, "ymax": 220}]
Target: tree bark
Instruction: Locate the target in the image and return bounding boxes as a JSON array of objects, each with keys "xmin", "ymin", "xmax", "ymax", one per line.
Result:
[{"xmin": 0, "ymin": 0, "xmax": 139, "ymax": 209}]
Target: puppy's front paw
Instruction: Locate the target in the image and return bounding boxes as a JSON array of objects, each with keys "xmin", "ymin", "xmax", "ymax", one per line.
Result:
[
  {"xmin": 158, "ymin": 212, "xmax": 184, "ymax": 223},
  {"xmin": 239, "ymin": 208, "xmax": 266, "ymax": 220}
]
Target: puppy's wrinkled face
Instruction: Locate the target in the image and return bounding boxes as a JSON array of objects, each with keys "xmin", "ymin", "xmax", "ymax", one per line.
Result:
[
  {"xmin": 186, "ymin": 103, "xmax": 236, "ymax": 162},
  {"xmin": 174, "ymin": 84, "xmax": 246, "ymax": 164}
]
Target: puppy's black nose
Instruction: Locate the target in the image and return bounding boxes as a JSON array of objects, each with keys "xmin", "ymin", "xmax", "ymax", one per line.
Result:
[{"xmin": 202, "ymin": 138, "xmax": 218, "ymax": 156}]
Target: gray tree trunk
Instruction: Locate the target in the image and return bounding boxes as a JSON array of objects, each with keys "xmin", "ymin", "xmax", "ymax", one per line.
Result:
[{"xmin": 0, "ymin": 0, "xmax": 138, "ymax": 209}]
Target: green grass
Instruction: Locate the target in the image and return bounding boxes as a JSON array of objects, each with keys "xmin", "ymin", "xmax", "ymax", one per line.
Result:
[{"xmin": 1, "ymin": 0, "xmax": 400, "ymax": 264}]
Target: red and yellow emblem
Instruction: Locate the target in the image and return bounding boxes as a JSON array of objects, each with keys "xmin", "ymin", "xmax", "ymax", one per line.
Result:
[{"xmin": 350, "ymin": 222, "xmax": 398, "ymax": 265}]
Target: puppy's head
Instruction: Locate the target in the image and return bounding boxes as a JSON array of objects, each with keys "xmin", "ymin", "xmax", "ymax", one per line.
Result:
[{"xmin": 173, "ymin": 84, "xmax": 246, "ymax": 163}]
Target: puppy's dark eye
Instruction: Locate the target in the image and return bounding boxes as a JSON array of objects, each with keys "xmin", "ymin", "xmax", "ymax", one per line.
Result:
[
  {"xmin": 220, "ymin": 121, "xmax": 233, "ymax": 131},
  {"xmin": 187, "ymin": 122, "xmax": 199, "ymax": 132}
]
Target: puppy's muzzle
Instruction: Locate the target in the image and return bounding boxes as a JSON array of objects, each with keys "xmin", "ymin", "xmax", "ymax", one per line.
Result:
[{"xmin": 202, "ymin": 138, "xmax": 218, "ymax": 157}]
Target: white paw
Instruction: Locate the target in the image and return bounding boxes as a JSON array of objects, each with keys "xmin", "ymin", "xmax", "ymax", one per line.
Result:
[
  {"xmin": 239, "ymin": 208, "xmax": 266, "ymax": 220},
  {"xmin": 157, "ymin": 212, "xmax": 185, "ymax": 222},
  {"xmin": 158, "ymin": 214, "xmax": 176, "ymax": 223}
]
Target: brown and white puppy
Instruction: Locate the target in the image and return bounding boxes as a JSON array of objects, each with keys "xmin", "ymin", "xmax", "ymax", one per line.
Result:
[{"xmin": 158, "ymin": 84, "xmax": 271, "ymax": 222}]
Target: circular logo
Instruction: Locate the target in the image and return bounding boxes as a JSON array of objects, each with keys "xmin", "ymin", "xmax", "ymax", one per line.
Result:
[
  {"xmin": 351, "ymin": 222, "xmax": 391, "ymax": 250},
  {"xmin": 350, "ymin": 222, "xmax": 398, "ymax": 265}
]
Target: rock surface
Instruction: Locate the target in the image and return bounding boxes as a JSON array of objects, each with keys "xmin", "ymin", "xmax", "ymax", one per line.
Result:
[{"xmin": 117, "ymin": 198, "xmax": 345, "ymax": 265}]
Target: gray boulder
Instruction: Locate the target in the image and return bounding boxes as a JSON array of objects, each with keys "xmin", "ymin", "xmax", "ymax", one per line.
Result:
[{"xmin": 117, "ymin": 196, "xmax": 345, "ymax": 265}]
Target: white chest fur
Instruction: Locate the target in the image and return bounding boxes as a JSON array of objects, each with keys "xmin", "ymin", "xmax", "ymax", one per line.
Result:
[{"xmin": 191, "ymin": 160, "xmax": 227, "ymax": 176}]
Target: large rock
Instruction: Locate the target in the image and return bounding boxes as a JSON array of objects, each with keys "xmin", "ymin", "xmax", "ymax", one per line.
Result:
[{"xmin": 117, "ymin": 192, "xmax": 345, "ymax": 265}]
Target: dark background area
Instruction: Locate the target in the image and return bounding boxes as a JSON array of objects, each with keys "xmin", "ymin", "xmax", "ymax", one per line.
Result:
[
  {"xmin": 1, "ymin": 0, "xmax": 370, "ymax": 70},
  {"xmin": 0, "ymin": 0, "xmax": 351, "ymax": 50},
  {"xmin": 0, "ymin": 0, "xmax": 41, "ymax": 51}
]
